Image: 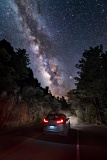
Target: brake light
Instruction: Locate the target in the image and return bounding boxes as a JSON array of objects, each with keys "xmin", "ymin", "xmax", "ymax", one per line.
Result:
[
  {"xmin": 43, "ymin": 118, "xmax": 48, "ymax": 123},
  {"xmin": 56, "ymin": 119, "xmax": 64, "ymax": 124}
]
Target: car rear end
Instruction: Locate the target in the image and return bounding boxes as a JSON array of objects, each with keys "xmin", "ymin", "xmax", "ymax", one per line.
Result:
[{"xmin": 43, "ymin": 114, "xmax": 66, "ymax": 136}]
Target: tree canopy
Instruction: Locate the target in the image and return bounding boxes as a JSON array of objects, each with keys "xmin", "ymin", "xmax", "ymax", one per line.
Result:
[
  {"xmin": 75, "ymin": 45, "xmax": 107, "ymax": 100},
  {"xmin": 0, "ymin": 40, "xmax": 30, "ymax": 93}
]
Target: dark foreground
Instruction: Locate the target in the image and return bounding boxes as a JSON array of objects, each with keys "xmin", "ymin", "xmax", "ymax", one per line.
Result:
[{"xmin": 0, "ymin": 124, "xmax": 107, "ymax": 160}]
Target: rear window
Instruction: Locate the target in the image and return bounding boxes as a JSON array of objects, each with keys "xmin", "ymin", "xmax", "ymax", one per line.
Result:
[{"xmin": 46, "ymin": 114, "xmax": 66, "ymax": 120}]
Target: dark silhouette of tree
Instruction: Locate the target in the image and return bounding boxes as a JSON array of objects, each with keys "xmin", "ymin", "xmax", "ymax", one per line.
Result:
[
  {"xmin": 12, "ymin": 48, "xmax": 30, "ymax": 86},
  {"xmin": 0, "ymin": 40, "xmax": 31, "ymax": 92},
  {"xmin": 100, "ymin": 51, "xmax": 107, "ymax": 106},
  {"xmin": 0, "ymin": 39, "xmax": 14, "ymax": 56},
  {"xmin": 20, "ymin": 68, "xmax": 42, "ymax": 89},
  {"xmin": 43, "ymin": 86, "xmax": 49, "ymax": 95},
  {"xmin": 0, "ymin": 48, "xmax": 15, "ymax": 93},
  {"xmin": 59, "ymin": 96, "xmax": 68, "ymax": 109},
  {"xmin": 75, "ymin": 45, "xmax": 107, "ymax": 123}
]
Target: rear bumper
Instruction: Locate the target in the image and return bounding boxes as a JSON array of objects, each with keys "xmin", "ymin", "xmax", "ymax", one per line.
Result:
[{"xmin": 43, "ymin": 130, "xmax": 64, "ymax": 136}]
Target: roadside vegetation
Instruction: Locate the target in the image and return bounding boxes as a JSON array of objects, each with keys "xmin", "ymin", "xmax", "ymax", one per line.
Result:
[
  {"xmin": 67, "ymin": 45, "xmax": 107, "ymax": 124},
  {"xmin": 0, "ymin": 39, "xmax": 107, "ymax": 132}
]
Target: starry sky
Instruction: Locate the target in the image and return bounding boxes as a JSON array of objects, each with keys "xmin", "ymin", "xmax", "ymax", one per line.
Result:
[{"xmin": 0, "ymin": 0, "xmax": 107, "ymax": 97}]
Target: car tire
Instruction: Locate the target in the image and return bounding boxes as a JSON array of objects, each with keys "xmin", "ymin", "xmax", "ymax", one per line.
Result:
[{"xmin": 68, "ymin": 122, "xmax": 70, "ymax": 130}]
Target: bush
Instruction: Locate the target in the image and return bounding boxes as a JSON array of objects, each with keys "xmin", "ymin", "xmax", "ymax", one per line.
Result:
[
  {"xmin": 83, "ymin": 105, "xmax": 97, "ymax": 123},
  {"xmin": 22, "ymin": 86, "xmax": 36, "ymax": 99}
]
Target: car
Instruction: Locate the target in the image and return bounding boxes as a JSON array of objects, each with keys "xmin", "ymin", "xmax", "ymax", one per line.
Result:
[{"xmin": 43, "ymin": 113, "xmax": 70, "ymax": 136}]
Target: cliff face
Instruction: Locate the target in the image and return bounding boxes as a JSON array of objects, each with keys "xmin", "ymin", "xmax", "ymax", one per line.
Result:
[
  {"xmin": 0, "ymin": 95, "xmax": 32, "ymax": 129},
  {"xmin": 0, "ymin": 94, "xmax": 52, "ymax": 130},
  {"xmin": 5, "ymin": 101, "xmax": 32, "ymax": 127}
]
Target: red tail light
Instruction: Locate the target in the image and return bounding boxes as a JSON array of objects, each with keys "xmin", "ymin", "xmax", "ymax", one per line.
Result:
[
  {"xmin": 43, "ymin": 118, "xmax": 48, "ymax": 123},
  {"xmin": 56, "ymin": 119, "xmax": 64, "ymax": 124}
]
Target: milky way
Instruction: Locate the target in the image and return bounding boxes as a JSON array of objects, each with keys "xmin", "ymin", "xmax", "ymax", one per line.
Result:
[{"xmin": 0, "ymin": 0, "xmax": 107, "ymax": 97}]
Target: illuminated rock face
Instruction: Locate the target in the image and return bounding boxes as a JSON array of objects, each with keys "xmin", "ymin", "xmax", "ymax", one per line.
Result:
[{"xmin": 0, "ymin": 97, "xmax": 31, "ymax": 128}]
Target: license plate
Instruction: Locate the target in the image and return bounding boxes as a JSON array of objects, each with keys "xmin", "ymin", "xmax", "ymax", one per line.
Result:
[{"xmin": 50, "ymin": 126, "xmax": 55, "ymax": 129}]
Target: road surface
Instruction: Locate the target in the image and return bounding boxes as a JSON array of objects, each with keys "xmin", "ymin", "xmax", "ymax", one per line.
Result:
[{"xmin": 0, "ymin": 124, "xmax": 107, "ymax": 160}]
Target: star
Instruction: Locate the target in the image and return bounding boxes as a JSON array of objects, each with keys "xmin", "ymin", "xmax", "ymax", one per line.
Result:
[{"xmin": 70, "ymin": 76, "xmax": 73, "ymax": 79}]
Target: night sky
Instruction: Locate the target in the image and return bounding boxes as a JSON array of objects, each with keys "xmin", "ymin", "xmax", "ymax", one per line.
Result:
[{"xmin": 0, "ymin": 0, "xmax": 107, "ymax": 97}]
